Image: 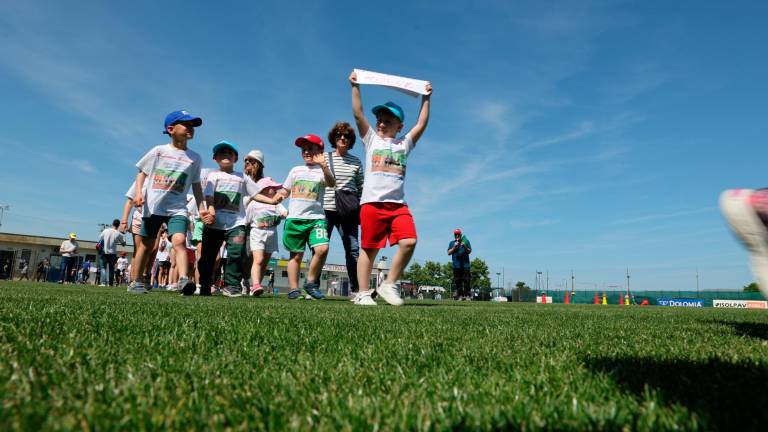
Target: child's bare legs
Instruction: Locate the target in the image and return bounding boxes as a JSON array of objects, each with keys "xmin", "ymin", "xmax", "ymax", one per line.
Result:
[
  {"xmin": 307, "ymin": 245, "xmax": 328, "ymax": 283},
  {"xmin": 171, "ymin": 233, "xmax": 190, "ymax": 280},
  {"xmin": 386, "ymin": 238, "xmax": 416, "ymax": 284},
  {"xmin": 357, "ymin": 247, "xmax": 379, "ymax": 293},
  {"xmin": 169, "ymin": 249, "xmax": 178, "ymax": 286},
  {"xmin": 250, "ymin": 250, "xmax": 268, "ymax": 287},
  {"xmin": 131, "ymin": 235, "xmax": 155, "ymax": 283},
  {"xmin": 195, "ymin": 242, "xmax": 202, "ymax": 284},
  {"xmin": 287, "ymin": 251, "xmax": 304, "ymax": 289}
]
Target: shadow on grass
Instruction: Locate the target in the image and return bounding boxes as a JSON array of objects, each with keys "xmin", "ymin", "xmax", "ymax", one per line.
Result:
[
  {"xmin": 709, "ymin": 320, "xmax": 768, "ymax": 341},
  {"xmin": 585, "ymin": 356, "xmax": 768, "ymax": 430}
]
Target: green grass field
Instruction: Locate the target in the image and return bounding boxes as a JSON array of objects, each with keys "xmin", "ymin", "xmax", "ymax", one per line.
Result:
[{"xmin": 1, "ymin": 282, "xmax": 767, "ymax": 431}]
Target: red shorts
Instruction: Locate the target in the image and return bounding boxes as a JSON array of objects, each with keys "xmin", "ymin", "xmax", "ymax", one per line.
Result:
[{"xmin": 360, "ymin": 202, "xmax": 417, "ymax": 249}]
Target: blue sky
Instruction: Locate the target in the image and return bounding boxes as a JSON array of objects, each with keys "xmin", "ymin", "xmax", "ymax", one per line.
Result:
[{"xmin": 1, "ymin": 1, "xmax": 767, "ymax": 291}]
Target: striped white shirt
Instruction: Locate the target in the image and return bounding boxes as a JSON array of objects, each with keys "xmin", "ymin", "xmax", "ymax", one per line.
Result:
[{"xmin": 323, "ymin": 151, "xmax": 364, "ymax": 211}]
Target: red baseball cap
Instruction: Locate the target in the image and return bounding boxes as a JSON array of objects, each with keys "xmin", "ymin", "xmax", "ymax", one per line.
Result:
[
  {"xmin": 295, "ymin": 134, "xmax": 324, "ymax": 150},
  {"xmin": 454, "ymin": 228, "xmax": 462, "ymax": 235}
]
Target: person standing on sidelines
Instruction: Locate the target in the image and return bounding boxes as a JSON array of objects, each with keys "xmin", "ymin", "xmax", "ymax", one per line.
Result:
[
  {"xmin": 447, "ymin": 228, "xmax": 472, "ymax": 300},
  {"xmin": 116, "ymin": 252, "xmax": 129, "ymax": 285},
  {"xmin": 18, "ymin": 260, "xmax": 29, "ymax": 281},
  {"xmin": 98, "ymin": 219, "xmax": 126, "ymax": 286},
  {"xmin": 58, "ymin": 233, "xmax": 79, "ymax": 284},
  {"xmin": 35, "ymin": 259, "xmax": 48, "ymax": 282},
  {"xmin": 323, "ymin": 122, "xmax": 365, "ymax": 297}
]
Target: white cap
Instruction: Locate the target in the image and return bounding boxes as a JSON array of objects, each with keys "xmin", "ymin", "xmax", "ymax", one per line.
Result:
[{"xmin": 246, "ymin": 150, "xmax": 264, "ymax": 166}]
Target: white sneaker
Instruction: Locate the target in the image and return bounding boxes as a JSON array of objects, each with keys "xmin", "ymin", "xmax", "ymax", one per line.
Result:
[
  {"xmin": 350, "ymin": 292, "xmax": 361, "ymax": 303},
  {"xmin": 127, "ymin": 282, "xmax": 147, "ymax": 294},
  {"xmin": 354, "ymin": 291, "xmax": 377, "ymax": 306},
  {"xmin": 720, "ymin": 189, "xmax": 768, "ymax": 298},
  {"xmin": 376, "ymin": 282, "xmax": 404, "ymax": 306},
  {"xmin": 166, "ymin": 283, "xmax": 179, "ymax": 292}
]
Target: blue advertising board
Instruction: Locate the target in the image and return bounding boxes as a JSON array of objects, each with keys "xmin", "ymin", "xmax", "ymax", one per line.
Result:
[{"xmin": 657, "ymin": 298, "xmax": 704, "ymax": 307}]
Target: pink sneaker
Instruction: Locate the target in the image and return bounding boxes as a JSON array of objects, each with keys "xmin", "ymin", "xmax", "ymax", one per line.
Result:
[{"xmin": 250, "ymin": 284, "xmax": 265, "ymax": 297}]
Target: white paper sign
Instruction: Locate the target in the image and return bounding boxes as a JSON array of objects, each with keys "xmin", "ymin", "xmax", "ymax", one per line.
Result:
[{"xmin": 354, "ymin": 69, "xmax": 429, "ymax": 97}]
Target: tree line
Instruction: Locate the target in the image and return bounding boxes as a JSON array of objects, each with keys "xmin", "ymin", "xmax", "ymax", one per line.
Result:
[{"xmin": 403, "ymin": 258, "xmax": 534, "ymax": 300}]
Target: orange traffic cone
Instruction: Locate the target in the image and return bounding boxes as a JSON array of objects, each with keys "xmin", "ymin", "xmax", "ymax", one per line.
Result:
[
  {"xmin": 594, "ymin": 292, "xmax": 599, "ymax": 304},
  {"xmin": 565, "ymin": 291, "xmax": 570, "ymax": 304}
]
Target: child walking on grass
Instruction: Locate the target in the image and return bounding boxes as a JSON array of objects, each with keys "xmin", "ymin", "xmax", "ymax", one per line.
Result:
[{"xmin": 348, "ymin": 70, "xmax": 432, "ymax": 306}]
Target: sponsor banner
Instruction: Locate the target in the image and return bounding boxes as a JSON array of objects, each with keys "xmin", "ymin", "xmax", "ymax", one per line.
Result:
[
  {"xmin": 536, "ymin": 295, "xmax": 550, "ymax": 304},
  {"xmin": 657, "ymin": 297, "xmax": 704, "ymax": 307},
  {"xmin": 713, "ymin": 299, "xmax": 768, "ymax": 309}
]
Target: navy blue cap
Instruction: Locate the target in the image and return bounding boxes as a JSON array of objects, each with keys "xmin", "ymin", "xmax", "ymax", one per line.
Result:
[
  {"xmin": 371, "ymin": 101, "xmax": 404, "ymax": 122},
  {"xmin": 212, "ymin": 140, "xmax": 239, "ymax": 157},
  {"xmin": 163, "ymin": 110, "xmax": 202, "ymax": 134}
]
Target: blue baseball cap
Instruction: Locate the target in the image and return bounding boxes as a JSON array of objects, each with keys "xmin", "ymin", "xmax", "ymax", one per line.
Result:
[
  {"xmin": 371, "ymin": 101, "xmax": 404, "ymax": 122},
  {"xmin": 163, "ymin": 110, "xmax": 202, "ymax": 134},
  {"xmin": 212, "ymin": 140, "xmax": 239, "ymax": 157}
]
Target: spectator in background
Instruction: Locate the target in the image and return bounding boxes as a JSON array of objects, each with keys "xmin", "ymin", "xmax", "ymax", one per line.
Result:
[
  {"xmin": 58, "ymin": 233, "xmax": 79, "ymax": 284},
  {"xmin": 116, "ymin": 252, "xmax": 129, "ymax": 285},
  {"xmin": 82, "ymin": 260, "xmax": 91, "ymax": 284},
  {"xmin": 35, "ymin": 259, "xmax": 49, "ymax": 282},
  {"xmin": 98, "ymin": 219, "xmax": 126, "ymax": 287},
  {"xmin": 323, "ymin": 122, "xmax": 364, "ymax": 297},
  {"xmin": 447, "ymin": 228, "xmax": 472, "ymax": 300},
  {"xmin": 18, "ymin": 260, "xmax": 29, "ymax": 280}
]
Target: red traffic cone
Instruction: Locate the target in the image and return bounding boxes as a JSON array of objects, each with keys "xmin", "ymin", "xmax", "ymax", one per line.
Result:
[
  {"xmin": 565, "ymin": 291, "xmax": 570, "ymax": 304},
  {"xmin": 594, "ymin": 292, "xmax": 599, "ymax": 304}
]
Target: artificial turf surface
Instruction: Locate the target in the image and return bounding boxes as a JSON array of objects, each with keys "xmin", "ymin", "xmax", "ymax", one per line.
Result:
[{"xmin": 1, "ymin": 282, "xmax": 767, "ymax": 431}]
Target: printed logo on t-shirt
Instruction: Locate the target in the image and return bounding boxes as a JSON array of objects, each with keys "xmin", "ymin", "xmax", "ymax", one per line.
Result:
[
  {"xmin": 153, "ymin": 169, "xmax": 188, "ymax": 194},
  {"xmin": 213, "ymin": 190, "xmax": 241, "ymax": 213},
  {"xmin": 255, "ymin": 215, "xmax": 280, "ymax": 228},
  {"xmin": 292, "ymin": 180, "xmax": 321, "ymax": 200},
  {"xmin": 371, "ymin": 149, "xmax": 407, "ymax": 176}
]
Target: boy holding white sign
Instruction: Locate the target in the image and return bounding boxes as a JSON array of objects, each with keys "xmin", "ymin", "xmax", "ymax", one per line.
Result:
[{"xmin": 348, "ymin": 70, "xmax": 432, "ymax": 306}]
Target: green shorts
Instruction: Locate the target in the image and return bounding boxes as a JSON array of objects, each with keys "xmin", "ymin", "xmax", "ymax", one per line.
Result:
[
  {"xmin": 191, "ymin": 219, "xmax": 204, "ymax": 246},
  {"xmin": 140, "ymin": 214, "xmax": 189, "ymax": 239},
  {"xmin": 283, "ymin": 218, "xmax": 329, "ymax": 252}
]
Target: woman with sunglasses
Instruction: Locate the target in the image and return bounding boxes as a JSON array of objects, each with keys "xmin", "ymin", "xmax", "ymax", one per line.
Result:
[{"xmin": 324, "ymin": 122, "xmax": 365, "ymax": 298}]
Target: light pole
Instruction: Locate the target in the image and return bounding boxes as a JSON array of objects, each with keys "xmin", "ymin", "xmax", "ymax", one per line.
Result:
[{"xmin": 0, "ymin": 204, "xmax": 10, "ymax": 227}]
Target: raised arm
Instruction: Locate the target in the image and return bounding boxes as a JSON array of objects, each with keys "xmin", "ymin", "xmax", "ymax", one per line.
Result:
[
  {"xmin": 407, "ymin": 82, "xmax": 432, "ymax": 144},
  {"xmin": 350, "ymin": 71, "xmax": 370, "ymax": 138},
  {"xmin": 313, "ymin": 153, "xmax": 336, "ymax": 188}
]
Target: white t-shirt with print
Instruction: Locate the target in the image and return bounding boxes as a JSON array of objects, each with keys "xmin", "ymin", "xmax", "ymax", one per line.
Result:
[
  {"xmin": 246, "ymin": 201, "xmax": 287, "ymax": 232},
  {"xmin": 203, "ymin": 170, "xmax": 260, "ymax": 231},
  {"xmin": 155, "ymin": 246, "xmax": 170, "ymax": 262},
  {"xmin": 282, "ymin": 165, "xmax": 326, "ymax": 219},
  {"xmin": 136, "ymin": 144, "xmax": 202, "ymax": 217},
  {"xmin": 117, "ymin": 257, "xmax": 129, "ymax": 270},
  {"xmin": 360, "ymin": 129, "xmax": 415, "ymax": 205}
]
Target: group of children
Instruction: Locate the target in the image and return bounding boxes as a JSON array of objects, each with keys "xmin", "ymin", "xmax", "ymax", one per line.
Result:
[{"xmin": 119, "ymin": 71, "xmax": 432, "ymax": 305}]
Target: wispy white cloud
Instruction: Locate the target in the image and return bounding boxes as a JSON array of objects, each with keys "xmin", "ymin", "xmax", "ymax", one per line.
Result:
[
  {"xmin": 469, "ymin": 100, "xmax": 530, "ymax": 144},
  {"xmin": 40, "ymin": 152, "xmax": 97, "ymax": 174},
  {"xmin": 604, "ymin": 61, "xmax": 670, "ymax": 104},
  {"xmin": 525, "ymin": 121, "xmax": 595, "ymax": 150},
  {"xmin": 611, "ymin": 207, "xmax": 715, "ymax": 225},
  {"xmin": 509, "ymin": 218, "xmax": 558, "ymax": 229}
]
